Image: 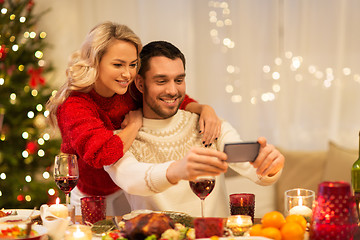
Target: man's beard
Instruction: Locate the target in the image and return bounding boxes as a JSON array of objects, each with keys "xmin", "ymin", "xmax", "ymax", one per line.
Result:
[{"xmin": 143, "ymin": 88, "xmax": 184, "ymax": 119}]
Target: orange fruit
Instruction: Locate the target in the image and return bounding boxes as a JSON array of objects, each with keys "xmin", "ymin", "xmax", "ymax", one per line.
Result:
[
  {"xmin": 260, "ymin": 227, "xmax": 282, "ymax": 240},
  {"xmin": 261, "ymin": 211, "xmax": 286, "ymax": 229},
  {"xmin": 280, "ymin": 222, "xmax": 305, "ymax": 240},
  {"xmin": 285, "ymin": 214, "xmax": 307, "ymax": 231},
  {"xmin": 249, "ymin": 224, "xmax": 263, "ymax": 236}
]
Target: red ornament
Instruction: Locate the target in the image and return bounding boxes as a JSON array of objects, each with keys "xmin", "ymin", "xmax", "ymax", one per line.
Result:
[
  {"xmin": 0, "ymin": 45, "xmax": 7, "ymax": 61},
  {"xmin": 26, "ymin": 141, "xmax": 38, "ymax": 155},
  {"xmin": 27, "ymin": 67, "xmax": 46, "ymax": 88},
  {"xmin": 0, "ymin": 0, "xmax": 4, "ymax": 4},
  {"xmin": 17, "ymin": 194, "xmax": 25, "ymax": 202}
]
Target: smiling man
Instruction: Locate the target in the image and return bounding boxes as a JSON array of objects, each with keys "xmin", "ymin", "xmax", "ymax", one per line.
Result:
[
  {"xmin": 104, "ymin": 41, "xmax": 285, "ymax": 217},
  {"xmin": 140, "ymin": 56, "xmax": 185, "ymax": 119}
]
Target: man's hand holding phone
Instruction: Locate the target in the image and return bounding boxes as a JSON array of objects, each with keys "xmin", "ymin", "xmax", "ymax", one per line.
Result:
[{"xmin": 224, "ymin": 137, "xmax": 285, "ymax": 177}]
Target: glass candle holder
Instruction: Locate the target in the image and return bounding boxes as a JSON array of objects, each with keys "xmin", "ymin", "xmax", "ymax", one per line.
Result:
[
  {"xmin": 284, "ymin": 188, "xmax": 315, "ymax": 222},
  {"xmin": 310, "ymin": 181, "xmax": 358, "ymax": 240},
  {"xmin": 194, "ymin": 217, "xmax": 225, "ymax": 238},
  {"xmin": 229, "ymin": 193, "xmax": 255, "ymax": 223},
  {"xmin": 65, "ymin": 224, "xmax": 92, "ymax": 240},
  {"xmin": 80, "ymin": 196, "xmax": 106, "ymax": 225},
  {"xmin": 226, "ymin": 215, "xmax": 253, "ymax": 236}
]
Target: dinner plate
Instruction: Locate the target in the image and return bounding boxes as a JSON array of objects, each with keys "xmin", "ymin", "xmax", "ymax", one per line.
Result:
[{"xmin": 0, "ymin": 209, "xmax": 41, "ymax": 223}]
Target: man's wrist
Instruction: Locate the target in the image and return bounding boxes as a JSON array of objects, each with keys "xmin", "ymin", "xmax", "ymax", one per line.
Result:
[{"xmin": 166, "ymin": 162, "xmax": 180, "ymax": 185}]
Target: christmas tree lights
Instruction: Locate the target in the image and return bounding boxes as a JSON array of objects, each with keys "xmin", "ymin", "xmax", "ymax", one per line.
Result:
[{"xmin": 0, "ymin": 0, "xmax": 61, "ymax": 208}]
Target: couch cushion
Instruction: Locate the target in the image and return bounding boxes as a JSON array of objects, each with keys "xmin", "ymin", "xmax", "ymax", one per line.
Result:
[
  {"xmin": 321, "ymin": 141, "xmax": 357, "ymax": 183},
  {"xmin": 275, "ymin": 148, "xmax": 327, "ymax": 214}
]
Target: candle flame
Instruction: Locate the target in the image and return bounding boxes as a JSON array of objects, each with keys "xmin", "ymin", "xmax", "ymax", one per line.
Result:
[
  {"xmin": 55, "ymin": 197, "xmax": 60, "ymax": 205},
  {"xmin": 73, "ymin": 226, "xmax": 85, "ymax": 238},
  {"xmin": 236, "ymin": 216, "xmax": 244, "ymax": 224},
  {"xmin": 298, "ymin": 197, "xmax": 303, "ymax": 206}
]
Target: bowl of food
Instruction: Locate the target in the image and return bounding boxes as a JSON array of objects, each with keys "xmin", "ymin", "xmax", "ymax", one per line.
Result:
[{"xmin": 0, "ymin": 224, "xmax": 48, "ymax": 240}]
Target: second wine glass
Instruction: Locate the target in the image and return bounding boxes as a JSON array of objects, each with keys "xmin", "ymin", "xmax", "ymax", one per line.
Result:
[
  {"xmin": 189, "ymin": 176, "xmax": 216, "ymax": 217},
  {"xmin": 54, "ymin": 153, "xmax": 79, "ymax": 205}
]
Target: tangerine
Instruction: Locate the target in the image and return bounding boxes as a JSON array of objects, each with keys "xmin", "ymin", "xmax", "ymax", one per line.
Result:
[
  {"xmin": 260, "ymin": 227, "xmax": 282, "ymax": 240},
  {"xmin": 285, "ymin": 214, "xmax": 307, "ymax": 231},
  {"xmin": 261, "ymin": 211, "xmax": 286, "ymax": 229},
  {"xmin": 280, "ymin": 222, "xmax": 305, "ymax": 240},
  {"xmin": 249, "ymin": 224, "xmax": 262, "ymax": 236}
]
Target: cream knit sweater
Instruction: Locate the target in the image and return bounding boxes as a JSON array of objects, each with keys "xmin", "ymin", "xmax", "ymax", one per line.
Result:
[{"xmin": 105, "ymin": 110, "xmax": 280, "ymax": 217}]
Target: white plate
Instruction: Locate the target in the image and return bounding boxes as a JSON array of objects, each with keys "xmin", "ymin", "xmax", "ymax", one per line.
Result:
[{"xmin": 0, "ymin": 209, "xmax": 41, "ymax": 223}]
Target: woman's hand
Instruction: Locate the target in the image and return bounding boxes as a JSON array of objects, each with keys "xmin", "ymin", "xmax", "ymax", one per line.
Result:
[
  {"xmin": 121, "ymin": 109, "xmax": 143, "ymax": 130},
  {"xmin": 198, "ymin": 105, "xmax": 221, "ymax": 147},
  {"xmin": 118, "ymin": 109, "xmax": 143, "ymax": 153}
]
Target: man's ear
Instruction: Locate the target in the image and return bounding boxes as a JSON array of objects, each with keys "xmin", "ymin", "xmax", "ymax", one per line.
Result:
[{"xmin": 135, "ymin": 74, "xmax": 145, "ymax": 94}]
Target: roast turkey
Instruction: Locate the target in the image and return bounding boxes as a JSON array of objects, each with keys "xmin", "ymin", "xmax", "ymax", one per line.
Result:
[{"xmin": 124, "ymin": 212, "xmax": 175, "ymax": 239}]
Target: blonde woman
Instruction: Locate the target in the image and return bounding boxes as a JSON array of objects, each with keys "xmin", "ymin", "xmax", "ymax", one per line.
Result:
[{"xmin": 47, "ymin": 21, "xmax": 221, "ymax": 216}]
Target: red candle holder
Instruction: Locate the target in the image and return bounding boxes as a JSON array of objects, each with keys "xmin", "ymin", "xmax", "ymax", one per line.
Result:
[
  {"xmin": 194, "ymin": 217, "xmax": 225, "ymax": 238},
  {"xmin": 229, "ymin": 193, "xmax": 255, "ymax": 223},
  {"xmin": 310, "ymin": 181, "xmax": 358, "ymax": 240},
  {"xmin": 80, "ymin": 196, "xmax": 106, "ymax": 225}
]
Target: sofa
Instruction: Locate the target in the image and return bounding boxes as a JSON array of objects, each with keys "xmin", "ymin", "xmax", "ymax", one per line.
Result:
[{"xmin": 225, "ymin": 141, "xmax": 358, "ymax": 218}]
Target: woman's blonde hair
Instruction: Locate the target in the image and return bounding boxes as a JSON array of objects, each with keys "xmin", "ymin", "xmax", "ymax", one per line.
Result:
[{"xmin": 46, "ymin": 21, "xmax": 142, "ymax": 127}]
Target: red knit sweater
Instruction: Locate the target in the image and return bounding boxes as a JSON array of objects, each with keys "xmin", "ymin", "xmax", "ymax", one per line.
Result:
[{"xmin": 57, "ymin": 89, "xmax": 195, "ymax": 196}]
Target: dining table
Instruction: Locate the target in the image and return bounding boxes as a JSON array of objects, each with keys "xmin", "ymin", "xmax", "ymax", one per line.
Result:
[
  {"xmin": 3, "ymin": 211, "xmax": 360, "ymax": 239},
  {"xmin": 73, "ymin": 215, "xmax": 360, "ymax": 240}
]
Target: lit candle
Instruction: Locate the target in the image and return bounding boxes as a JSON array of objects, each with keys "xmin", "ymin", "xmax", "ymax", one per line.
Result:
[
  {"xmin": 65, "ymin": 225, "xmax": 92, "ymax": 240},
  {"xmin": 227, "ymin": 215, "xmax": 252, "ymax": 236},
  {"xmin": 49, "ymin": 197, "xmax": 68, "ymax": 219},
  {"xmin": 289, "ymin": 197, "xmax": 313, "ymax": 221}
]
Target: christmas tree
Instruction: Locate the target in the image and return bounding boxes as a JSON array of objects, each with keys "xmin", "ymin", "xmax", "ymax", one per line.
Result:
[{"xmin": 0, "ymin": 0, "xmax": 62, "ymax": 209}]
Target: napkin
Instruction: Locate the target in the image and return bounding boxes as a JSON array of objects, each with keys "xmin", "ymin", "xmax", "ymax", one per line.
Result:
[{"xmin": 40, "ymin": 204, "xmax": 70, "ymax": 240}]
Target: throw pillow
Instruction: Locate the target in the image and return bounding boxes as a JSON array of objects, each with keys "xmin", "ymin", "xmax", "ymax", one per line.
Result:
[{"xmin": 321, "ymin": 141, "xmax": 357, "ymax": 183}]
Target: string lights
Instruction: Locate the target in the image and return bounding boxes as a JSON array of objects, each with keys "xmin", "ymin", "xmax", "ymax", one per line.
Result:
[{"xmin": 208, "ymin": 0, "xmax": 360, "ymax": 104}]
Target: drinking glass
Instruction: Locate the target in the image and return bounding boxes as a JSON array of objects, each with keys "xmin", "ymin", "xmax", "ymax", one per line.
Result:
[
  {"xmin": 54, "ymin": 153, "xmax": 79, "ymax": 205},
  {"xmin": 310, "ymin": 181, "xmax": 358, "ymax": 240},
  {"xmin": 189, "ymin": 176, "xmax": 216, "ymax": 217}
]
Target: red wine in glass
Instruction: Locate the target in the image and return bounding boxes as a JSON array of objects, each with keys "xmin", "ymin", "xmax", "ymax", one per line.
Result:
[
  {"xmin": 54, "ymin": 153, "xmax": 79, "ymax": 205},
  {"xmin": 55, "ymin": 176, "xmax": 79, "ymax": 194},
  {"xmin": 189, "ymin": 176, "xmax": 215, "ymax": 217}
]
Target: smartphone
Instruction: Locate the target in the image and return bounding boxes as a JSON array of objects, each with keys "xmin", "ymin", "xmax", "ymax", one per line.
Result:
[{"xmin": 223, "ymin": 142, "xmax": 260, "ymax": 163}]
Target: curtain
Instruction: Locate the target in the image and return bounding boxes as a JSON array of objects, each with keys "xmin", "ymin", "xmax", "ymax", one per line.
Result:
[{"xmin": 36, "ymin": 0, "xmax": 360, "ymax": 150}]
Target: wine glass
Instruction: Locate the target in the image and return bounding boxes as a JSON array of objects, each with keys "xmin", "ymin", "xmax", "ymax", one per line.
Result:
[
  {"xmin": 54, "ymin": 153, "xmax": 79, "ymax": 205},
  {"xmin": 189, "ymin": 176, "xmax": 216, "ymax": 217}
]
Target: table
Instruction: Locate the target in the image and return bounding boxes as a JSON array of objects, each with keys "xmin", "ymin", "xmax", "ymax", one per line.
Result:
[{"xmin": 74, "ymin": 216, "xmax": 360, "ymax": 240}]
